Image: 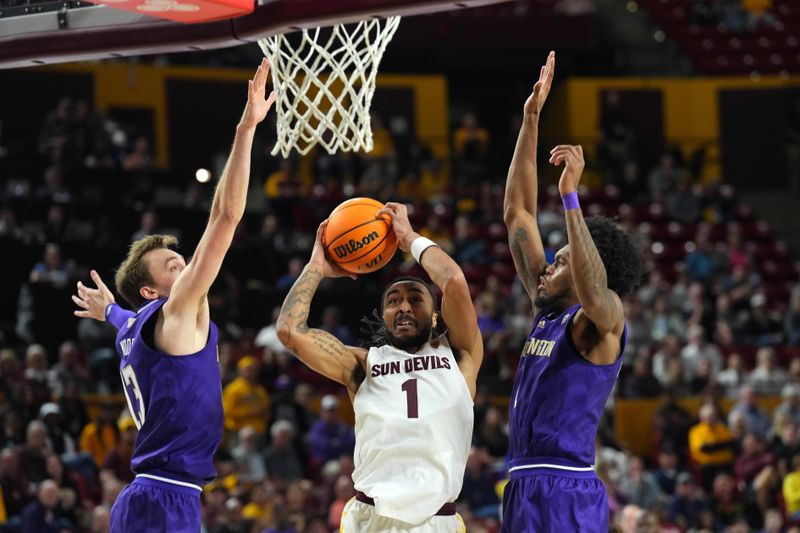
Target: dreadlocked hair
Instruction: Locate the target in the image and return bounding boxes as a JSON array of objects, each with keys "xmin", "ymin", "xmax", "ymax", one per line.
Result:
[
  {"xmin": 358, "ymin": 276, "xmax": 439, "ymax": 348},
  {"xmin": 585, "ymin": 216, "xmax": 645, "ymax": 297},
  {"xmin": 360, "ymin": 308, "xmax": 390, "ymax": 348}
]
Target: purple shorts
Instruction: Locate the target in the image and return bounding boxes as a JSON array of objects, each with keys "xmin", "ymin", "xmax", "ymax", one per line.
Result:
[
  {"xmin": 501, "ymin": 459, "xmax": 608, "ymax": 533},
  {"xmin": 110, "ymin": 476, "xmax": 202, "ymax": 533}
]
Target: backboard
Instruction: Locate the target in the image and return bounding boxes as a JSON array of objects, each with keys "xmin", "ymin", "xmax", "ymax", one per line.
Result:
[{"xmin": 0, "ymin": 0, "xmax": 511, "ymax": 69}]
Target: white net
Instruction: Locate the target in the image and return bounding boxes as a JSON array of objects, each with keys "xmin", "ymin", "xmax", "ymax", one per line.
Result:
[{"xmin": 258, "ymin": 17, "xmax": 401, "ymax": 157}]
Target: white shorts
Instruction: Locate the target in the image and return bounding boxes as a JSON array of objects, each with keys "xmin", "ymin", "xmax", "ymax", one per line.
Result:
[{"xmin": 339, "ymin": 497, "xmax": 466, "ymax": 533}]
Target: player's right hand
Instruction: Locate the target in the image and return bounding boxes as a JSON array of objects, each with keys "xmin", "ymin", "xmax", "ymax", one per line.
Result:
[
  {"xmin": 240, "ymin": 58, "xmax": 277, "ymax": 129},
  {"xmin": 524, "ymin": 50, "xmax": 555, "ymax": 118},
  {"xmin": 311, "ymin": 220, "xmax": 357, "ymax": 280},
  {"xmin": 72, "ymin": 269, "xmax": 115, "ymax": 322}
]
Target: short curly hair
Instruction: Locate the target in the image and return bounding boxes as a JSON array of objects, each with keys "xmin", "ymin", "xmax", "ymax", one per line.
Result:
[{"xmin": 584, "ymin": 216, "xmax": 644, "ymax": 298}]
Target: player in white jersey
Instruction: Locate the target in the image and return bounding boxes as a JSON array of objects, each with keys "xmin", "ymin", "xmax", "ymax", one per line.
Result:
[{"xmin": 277, "ymin": 202, "xmax": 483, "ymax": 532}]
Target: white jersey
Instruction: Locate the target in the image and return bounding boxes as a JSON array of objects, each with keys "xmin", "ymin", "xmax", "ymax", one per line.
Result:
[{"xmin": 352, "ymin": 337, "xmax": 474, "ymax": 525}]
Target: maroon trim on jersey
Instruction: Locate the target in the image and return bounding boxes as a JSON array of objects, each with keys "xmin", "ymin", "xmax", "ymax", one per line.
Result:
[{"xmin": 355, "ymin": 491, "xmax": 456, "ymax": 516}]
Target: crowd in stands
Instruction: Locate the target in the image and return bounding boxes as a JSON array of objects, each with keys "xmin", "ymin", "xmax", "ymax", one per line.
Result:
[{"xmin": 0, "ymin": 88, "xmax": 799, "ymax": 533}]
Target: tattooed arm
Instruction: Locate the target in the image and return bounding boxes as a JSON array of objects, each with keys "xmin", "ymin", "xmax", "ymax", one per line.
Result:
[
  {"xmin": 276, "ymin": 222, "xmax": 366, "ymax": 394},
  {"xmin": 378, "ymin": 202, "xmax": 483, "ymax": 398},
  {"xmin": 551, "ymin": 144, "xmax": 623, "ymax": 336},
  {"xmin": 503, "ymin": 52, "xmax": 554, "ymax": 307}
]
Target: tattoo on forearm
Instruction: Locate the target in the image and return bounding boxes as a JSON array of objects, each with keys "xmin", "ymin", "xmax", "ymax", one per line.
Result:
[
  {"xmin": 278, "ymin": 269, "xmax": 354, "ymax": 371},
  {"xmin": 510, "ymin": 228, "xmax": 534, "ymax": 288},
  {"xmin": 566, "ymin": 212, "xmax": 608, "ymax": 294},
  {"xmin": 309, "ymin": 330, "xmax": 349, "ymax": 359},
  {"xmin": 278, "ymin": 268, "xmax": 322, "ymax": 339}
]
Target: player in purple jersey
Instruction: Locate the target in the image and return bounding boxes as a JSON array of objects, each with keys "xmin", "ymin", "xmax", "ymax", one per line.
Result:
[
  {"xmin": 501, "ymin": 51, "xmax": 644, "ymax": 532},
  {"xmin": 70, "ymin": 60, "xmax": 276, "ymax": 533}
]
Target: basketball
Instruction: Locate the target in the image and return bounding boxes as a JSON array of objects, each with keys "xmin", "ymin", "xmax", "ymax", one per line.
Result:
[{"xmin": 323, "ymin": 198, "xmax": 398, "ymax": 274}]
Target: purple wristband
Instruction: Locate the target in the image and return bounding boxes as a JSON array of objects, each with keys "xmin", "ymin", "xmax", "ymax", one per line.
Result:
[
  {"xmin": 561, "ymin": 191, "xmax": 580, "ymax": 211},
  {"xmin": 105, "ymin": 302, "xmax": 134, "ymax": 330}
]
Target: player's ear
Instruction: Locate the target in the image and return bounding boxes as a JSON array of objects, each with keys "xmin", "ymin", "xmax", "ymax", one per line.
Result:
[{"xmin": 139, "ymin": 286, "xmax": 159, "ymax": 301}]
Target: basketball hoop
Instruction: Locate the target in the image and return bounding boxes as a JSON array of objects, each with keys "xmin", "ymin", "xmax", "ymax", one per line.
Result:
[{"xmin": 258, "ymin": 16, "xmax": 401, "ymax": 157}]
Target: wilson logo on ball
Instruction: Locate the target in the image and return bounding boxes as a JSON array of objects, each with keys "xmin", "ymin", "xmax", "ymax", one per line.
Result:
[
  {"xmin": 323, "ymin": 197, "xmax": 399, "ymax": 274},
  {"xmin": 332, "ymin": 231, "xmax": 381, "ymax": 259}
]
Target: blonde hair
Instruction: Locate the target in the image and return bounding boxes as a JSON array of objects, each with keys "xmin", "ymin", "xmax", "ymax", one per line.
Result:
[{"xmin": 115, "ymin": 234, "xmax": 178, "ymax": 308}]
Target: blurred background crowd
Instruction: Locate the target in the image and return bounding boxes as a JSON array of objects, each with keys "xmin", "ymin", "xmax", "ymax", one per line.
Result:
[{"xmin": 1, "ymin": 0, "xmax": 800, "ymax": 532}]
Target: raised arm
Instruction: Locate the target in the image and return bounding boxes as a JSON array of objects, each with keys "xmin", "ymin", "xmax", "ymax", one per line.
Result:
[
  {"xmin": 165, "ymin": 59, "xmax": 276, "ymax": 315},
  {"xmin": 276, "ymin": 222, "xmax": 365, "ymax": 396},
  {"xmin": 504, "ymin": 51, "xmax": 555, "ymax": 304},
  {"xmin": 550, "ymin": 144, "xmax": 623, "ymax": 336},
  {"xmin": 378, "ymin": 202, "xmax": 483, "ymax": 398}
]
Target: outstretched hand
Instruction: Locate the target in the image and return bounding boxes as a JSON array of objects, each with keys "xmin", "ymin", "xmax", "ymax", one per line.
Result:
[
  {"xmin": 311, "ymin": 221, "xmax": 357, "ymax": 280},
  {"xmin": 72, "ymin": 270, "xmax": 115, "ymax": 322},
  {"xmin": 376, "ymin": 202, "xmax": 416, "ymax": 252},
  {"xmin": 524, "ymin": 51, "xmax": 555, "ymax": 118},
  {"xmin": 240, "ymin": 58, "xmax": 277, "ymax": 129},
  {"xmin": 550, "ymin": 144, "xmax": 585, "ymax": 196}
]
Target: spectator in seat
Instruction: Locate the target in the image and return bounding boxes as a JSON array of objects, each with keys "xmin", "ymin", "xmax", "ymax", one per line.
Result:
[
  {"xmin": 618, "ymin": 456, "xmax": 663, "ymax": 511},
  {"xmin": 23, "ymin": 344, "xmax": 51, "ymax": 405},
  {"xmin": 773, "ymin": 384, "xmax": 800, "ymax": 435},
  {"xmin": 319, "ymin": 306, "xmax": 355, "ymax": 346},
  {"xmin": 327, "ymin": 474, "xmax": 355, "ymax": 531},
  {"xmin": 709, "ymin": 471, "xmax": 744, "ymax": 528},
  {"xmin": 20, "ymin": 478, "xmax": 72, "ymax": 533},
  {"xmin": 306, "ymin": 395, "xmax": 354, "ymax": 471},
  {"xmin": 728, "ymin": 385, "xmax": 771, "ymax": 438},
  {"xmin": 741, "ymin": 293, "xmax": 784, "ymax": 346},
  {"xmin": 38, "ymin": 403, "xmax": 77, "ymax": 459},
  {"xmin": 717, "ymin": 352, "xmax": 747, "ymax": 398},
  {"xmin": 47, "ymin": 340, "xmax": 89, "ymax": 397},
  {"xmin": 683, "ymin": 231, "xmax": 717, "ymax": 282},
  {"xmin": 473, "ymin": 405, "xmax": 509, "ymax": 461},
  {"xmin": 652, "ymin": 335, "xmax": 686, "ymax": 393},
  {"xmin": 653, "ymin": 390, "xmax": 694, "ymax": 463},
  {"xmin": 652, "ymin": 448, "xmax": 689, "ymax": 497},
  {"xmin": 687, "ymin": 357, "xmax": 719, "ymax": 396},
  {"xmin": 78, "ymin": 402, "xmax": 119, "ymax": 468},
  {"xmin": 681, "ymin": 325, "xmax": 723, "ymax": 382},
  {"xmin": 689, "ymin": 403, "xmax": 736, "ymax": 492},
  {"xmin": 222, "ymin": 355, "xmax": 270, "ymax": 440},
  {"xmin": 17, "ymin": 420, "xmax": 50, "ymax": 485},
  {"xmin": 102, "ymin": 416, "xmax": 137, "ymax": 483},
  {"xmin": 0, "ymin": 448, "xmax": 31, "ymax": 520},
  {"xmin": 732, "ymin": 432, "xmax": 775, "ymax": 514},
  {"xmin": 773, "ymin": 422, "xmax": 800, "ymax": 478},
  {"xmin": 230, "ymin": 425, "xmax": 267, "ymax": 483},
  {"xmin": 264, "ymin": 420, "xmax": 304, "ymax": 485},
  {"xmin": 453, "ymin": 112, "xmax": 489, "ymax": 185},
  {"xmin": 784, "ymin": 453, "xmax": 800, "ymax": 523},
  {"xmin": 667, "ymin": 472, "xmax": 707, "ymax": 531},
  {"xmin": 622, "ymin": 356, "xmax": 663, "ymax": 398},
  {"xmin": 748, "ymin": 346, "xmax": 788, "ymax": 397}
]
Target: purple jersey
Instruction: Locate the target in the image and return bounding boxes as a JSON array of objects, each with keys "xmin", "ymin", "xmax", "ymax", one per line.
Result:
[
  {"xmin": 508, "ymin": 303, "xmax": 625, "ymax": 466},
  {"xmin": 113, "ymin": 298, "xmax": 223, "ymax": 486}
]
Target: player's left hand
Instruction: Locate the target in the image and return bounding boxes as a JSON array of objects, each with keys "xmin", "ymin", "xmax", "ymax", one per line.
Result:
[
  {"xmin": 311, "ymin": 220, "xmax": 357, "ymax": 280},
  {"xmin": 240, "ymin": 58, "xmax": 277, "ymax": 129},
  {"xmin": 550, "ymin": 144, "xmax": 585, "ymax": 196},
  {"xmin": 377, "ymin": 202, "xmax": 416, "ymax": 252},
  {"xmin": 72, "ymin": 270, "xmax": 115, "ymax": 322}
]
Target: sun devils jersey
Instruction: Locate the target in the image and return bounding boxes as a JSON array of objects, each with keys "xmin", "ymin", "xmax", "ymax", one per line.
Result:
[{"xmin": 352, "ymin": 337, "xmax": 473, "ymax": 525}]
